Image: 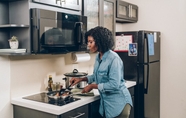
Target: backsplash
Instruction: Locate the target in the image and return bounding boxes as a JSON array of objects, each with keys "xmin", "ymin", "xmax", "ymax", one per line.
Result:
[{"xmin": 10, "ymin": 53, "xmax": 96, "ymax": 98}]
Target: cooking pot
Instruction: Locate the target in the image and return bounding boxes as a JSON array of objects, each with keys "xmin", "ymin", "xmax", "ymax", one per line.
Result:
[
  {"xmin": 63, "ymin": 69, "xmax": 88, "ymax": 89},
  {"xmin": 47, "ymin": 89, "xmax": 73, "ymax": 101}
]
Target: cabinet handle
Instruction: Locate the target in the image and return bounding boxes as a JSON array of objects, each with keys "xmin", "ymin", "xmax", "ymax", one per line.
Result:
[
  {"xmin": 69, "ymin": 112, "xmax": 85, "ymax": 118},
  {"xmin": 129, "ymin": 5, "xmax": 132, "ymax": 17},
  {"xmin": 130, "ymin": 5, "xmax": 133, "ymax": 17},
  {"xmin": 128, "ymin": 5, "xmax": 131, "ymax": 17}
]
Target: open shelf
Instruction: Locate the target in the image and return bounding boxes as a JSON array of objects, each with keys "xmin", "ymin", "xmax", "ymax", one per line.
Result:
[
  {"xmin": 0, "ymin": 0, "xmax": 30, "ymax": 55},
  {"xmin": 0, "ymin": 49, "xmax": 30, "ymax": 55},
  {"xmin": 0, "ymin": 24, "xmax": 29, "ymax": 28}
]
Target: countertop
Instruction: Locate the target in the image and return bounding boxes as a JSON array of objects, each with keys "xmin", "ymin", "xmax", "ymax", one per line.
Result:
[{"xmin": 11, "ymin": 80, "xmax": 136, "ymax": 115}]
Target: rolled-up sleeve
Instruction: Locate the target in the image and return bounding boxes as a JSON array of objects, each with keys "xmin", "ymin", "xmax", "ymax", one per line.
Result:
[
  {"xmin": 87, "ymin": 74, "xmax": 95, "ymax": 84},
  {"xmin": 98, "ymin": 83, "xmax": 105, "ymax": 93}
]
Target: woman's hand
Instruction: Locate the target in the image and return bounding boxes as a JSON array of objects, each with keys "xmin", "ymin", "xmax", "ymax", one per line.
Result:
[
  {"xmin": 70, "ymin": 78, "xmax": 83, "ymax": 87},
  {"xmin": 82, "ymin": 84, "xmax": 98, "ymax": 93}
]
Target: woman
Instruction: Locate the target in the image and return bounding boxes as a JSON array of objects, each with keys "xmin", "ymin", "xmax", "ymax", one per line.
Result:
[{"xmin": 70, "ymin": 26, "xmax": 133, "ymax": 118}]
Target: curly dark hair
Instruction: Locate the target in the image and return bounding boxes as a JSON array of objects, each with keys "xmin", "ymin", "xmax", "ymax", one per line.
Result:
[{"xmin": 85, "ymin": 26, "xmax": 114, "ymax": 53}]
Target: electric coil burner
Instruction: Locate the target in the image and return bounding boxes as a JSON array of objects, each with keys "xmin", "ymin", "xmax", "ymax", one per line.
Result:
[{"xmin": 23, "ymin": 92, "xmax": 80, "ymax": 106}]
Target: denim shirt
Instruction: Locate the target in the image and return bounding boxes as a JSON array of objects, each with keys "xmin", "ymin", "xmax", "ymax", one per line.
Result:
[{"xmin": 87, "ymin": 50, "xmax": 133, "ymax": 118}]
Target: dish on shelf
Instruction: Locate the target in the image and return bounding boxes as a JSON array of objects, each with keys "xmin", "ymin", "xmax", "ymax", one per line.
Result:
[{"xmin": 0, "ymin": 49, "xmax": 26, "ymax": 53}]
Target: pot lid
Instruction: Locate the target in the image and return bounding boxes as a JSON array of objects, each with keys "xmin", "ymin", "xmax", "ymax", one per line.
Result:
[{"xmin": 64, "ymin": 69, "xmax": 88, "ymax": 77}]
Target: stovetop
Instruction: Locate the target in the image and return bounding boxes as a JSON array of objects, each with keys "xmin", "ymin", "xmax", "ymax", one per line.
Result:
[{"xmin": 23, "ymin": 92, "xmax": 80, "ymax": 106}]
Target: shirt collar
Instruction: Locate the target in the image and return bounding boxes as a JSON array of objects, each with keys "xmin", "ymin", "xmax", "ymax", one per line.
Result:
[{"xmin": 96, "ymin": 50, "xmax": 111, "ymax": 62}]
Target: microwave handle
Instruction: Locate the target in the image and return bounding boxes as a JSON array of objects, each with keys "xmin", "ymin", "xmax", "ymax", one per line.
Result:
[
  {"xmin": 75, "ymin": 22, "xmax": 83, "ymax": 43},
  {"xmin": 81, "ymin": 30, "xmax": 85, "ymax": 44},
  {"xmin": 80, "ymin": 23, "xmax": 86, "ymax": 44}
]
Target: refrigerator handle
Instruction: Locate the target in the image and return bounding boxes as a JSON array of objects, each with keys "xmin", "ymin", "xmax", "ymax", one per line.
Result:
[
  {"xmin": 145, "ymin": 33, "xmax": 150, "ymax": 63},
  {"xmin": 144, "ymin": 64, "xmax": 149, "ymax": 94}
]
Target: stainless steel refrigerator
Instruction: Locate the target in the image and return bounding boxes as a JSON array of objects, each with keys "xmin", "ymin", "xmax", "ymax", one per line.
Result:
[{"xmin": 115, "ymin": 31, "xmax": 160, "ymax": 118}]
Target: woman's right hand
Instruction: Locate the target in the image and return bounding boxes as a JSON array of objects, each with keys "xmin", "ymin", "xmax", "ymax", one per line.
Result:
[{"xmin": 70, "ymin": 78, "xmax": 83, "ymax": 87}]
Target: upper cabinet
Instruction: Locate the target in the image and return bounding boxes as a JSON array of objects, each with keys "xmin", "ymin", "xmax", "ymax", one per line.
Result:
[
  {"xmin": 32, "ymin": 0, "xmax": 82, "ymax": 11},
  {"xmin": 116, "ymin": 0, "xmax": 138, "ymax": 23},
  {"xmin": 0, "ymin": 0, "xmax": 118, "ymax": 55},
  {"xmin": 83, "ymin": 0, "xmax": 115, "ymax": 37}
]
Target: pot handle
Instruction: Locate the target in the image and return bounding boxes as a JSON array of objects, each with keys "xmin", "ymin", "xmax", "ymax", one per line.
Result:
[
  {"xmin": 63, "ymin": 77, "xmax": 69, "ymax": 89},
  {"xmin": 73, "ymin": 69, "xmax": 78, "ymax": 73},
  {"xmin": 62, "ymin": 77, "xmax": 67, "ymax": 81}
]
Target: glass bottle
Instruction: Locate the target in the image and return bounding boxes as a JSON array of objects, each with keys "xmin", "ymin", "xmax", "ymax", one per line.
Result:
[{"xmin": 48, "ymin": 75, "xmax": 53, "ymax": 91}]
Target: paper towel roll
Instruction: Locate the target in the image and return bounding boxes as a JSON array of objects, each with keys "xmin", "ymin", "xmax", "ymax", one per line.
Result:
[{"xmin": 72, "ymin": 53, "xmax": 91, "ymax": 63}]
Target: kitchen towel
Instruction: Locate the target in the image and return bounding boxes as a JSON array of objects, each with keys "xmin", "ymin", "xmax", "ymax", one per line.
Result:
[{"xmin": 72, "ymin": 53, "xmax": 91, "ymax": 63}]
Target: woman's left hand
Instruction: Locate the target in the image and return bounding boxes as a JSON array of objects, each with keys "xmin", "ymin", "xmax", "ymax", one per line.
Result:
[
  {"xmin": 82, "ymin": 84, "xmax": 98, "ymax": 93},
  {"xmin": 82, "ymin": 84, "xmax": 93, "ymax": 93}
]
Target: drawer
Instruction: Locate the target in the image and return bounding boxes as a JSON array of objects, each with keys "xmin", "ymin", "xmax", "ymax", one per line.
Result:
[{"xmin": 61, "ymin": 104, "xmax": 89, "ymax": 118}]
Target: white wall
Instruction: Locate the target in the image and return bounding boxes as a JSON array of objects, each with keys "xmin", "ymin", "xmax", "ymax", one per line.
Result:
[
  {"xmin": 0, "ymin": 56, "xmax": 12, "ymax": 118},
  {"xmin": 117, "ymin": 0, "xmax": 186, "ymax": 118}
]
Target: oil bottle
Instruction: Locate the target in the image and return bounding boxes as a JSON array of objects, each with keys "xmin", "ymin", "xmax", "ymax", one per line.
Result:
[{"xmin": 48, "ymin": 75, "xmax": 53, "ymax": 92}]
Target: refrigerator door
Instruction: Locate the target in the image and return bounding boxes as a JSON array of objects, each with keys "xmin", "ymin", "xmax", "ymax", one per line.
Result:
[
  {"xmin": 117, "ymin": 52, "xmax": 137, "ymax": 81},
  {"xmin": 138, "ymin": 31, "xmax": 160, "ymax": 63},
  {"xmin": 144, "ymin": 62, "xmax": 160, "ymax": 118}
]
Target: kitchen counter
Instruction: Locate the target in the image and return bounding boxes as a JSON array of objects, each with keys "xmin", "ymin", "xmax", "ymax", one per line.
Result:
[{"xmin": 11, "ymin": 80, "xmax": 136, "ymax": 115}]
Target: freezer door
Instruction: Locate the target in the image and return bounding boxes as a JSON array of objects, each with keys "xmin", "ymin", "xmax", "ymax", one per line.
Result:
[
  {"xmin": 115, "ymin": 31, "xmax": 138, "ymax": 81},
  {"xmin": 138, "ymin": 31, "xmax": 160, "ymax": 63},
  {"xmin": 144, "ymin": 62, "xmax": 160, "ymax": 118}
]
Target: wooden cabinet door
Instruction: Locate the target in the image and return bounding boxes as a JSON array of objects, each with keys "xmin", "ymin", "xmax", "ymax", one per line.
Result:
[
  {"xmin": 102, "ymin": 0, "xmax": 116, "ymax": 35},
  {"xmin": 89, "ymin": 100, "xmax": 102, "ymax": 118},
  {"xmin": 116, "ymin": 0, "xmax": 129, "ymax": 19},
  {"xmin": 83, "ymin": 0, "xmax": 99, "ymax": 30},
  {"xmin": 83, "ymin": 0, "xmax": 115, "ymax": 38},
  {"xmin": 129, "ymin": 3, "xmax": 138, "ymax": 21}
]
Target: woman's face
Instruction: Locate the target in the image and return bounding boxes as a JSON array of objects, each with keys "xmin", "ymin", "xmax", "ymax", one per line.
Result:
[{"xmin": 87, "ymin": 36, "xmax": 98, "ymax": 53}]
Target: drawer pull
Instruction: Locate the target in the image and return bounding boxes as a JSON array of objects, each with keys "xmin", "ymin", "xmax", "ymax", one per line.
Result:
[{"xmin": 69, "ymin": 112, "xmax": 85, "ymax": 118}]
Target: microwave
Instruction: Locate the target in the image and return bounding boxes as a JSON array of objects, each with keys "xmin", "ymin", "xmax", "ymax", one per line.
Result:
[{"xmin": 30, "ymin": 8, "xmax": 87, "ymax": 54}]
